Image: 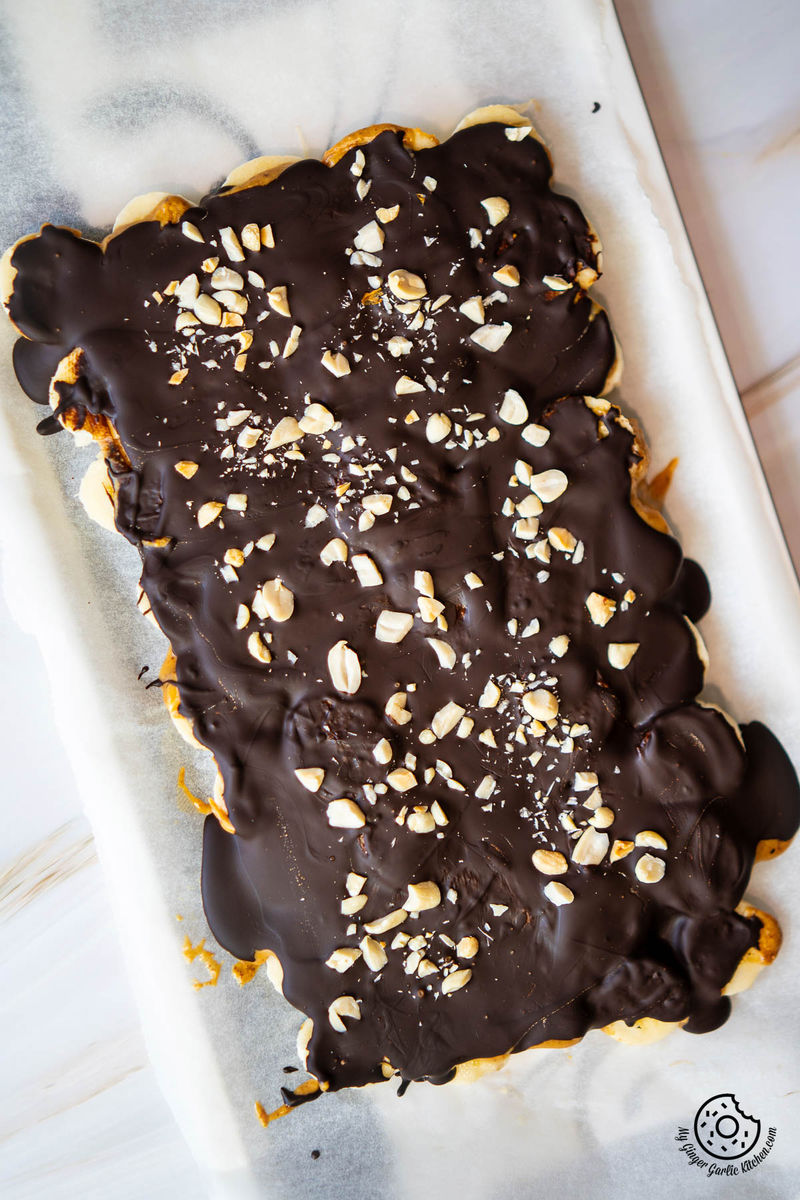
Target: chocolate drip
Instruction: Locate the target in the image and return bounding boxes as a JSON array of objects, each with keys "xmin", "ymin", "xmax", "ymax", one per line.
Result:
[{"xmin": 6, "ymin": 121, "xmax": 799, "ymax": 1091}]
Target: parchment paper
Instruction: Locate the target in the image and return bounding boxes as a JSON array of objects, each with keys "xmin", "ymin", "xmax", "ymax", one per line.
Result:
[{"xmin": 1, "ymin": 1, "xmax": 799, "ymax": 1197}]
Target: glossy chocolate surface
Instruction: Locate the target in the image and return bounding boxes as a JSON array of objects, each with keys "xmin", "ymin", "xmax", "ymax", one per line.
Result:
[{"xmin": 7, "ymin": 121, "xmax": 799, "ymax": 1091}]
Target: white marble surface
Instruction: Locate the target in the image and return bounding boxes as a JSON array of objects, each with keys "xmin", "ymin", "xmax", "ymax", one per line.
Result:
[{"xmin": 1, "ymin": 2, "xmax": 799, "ymax": 1197}]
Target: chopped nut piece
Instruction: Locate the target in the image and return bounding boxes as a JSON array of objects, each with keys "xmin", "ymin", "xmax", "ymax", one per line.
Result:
[
  {"xmin": 521, "ymin": 422, "xmax": 550, "ymax": 447},
  {"xmin": 544, "ymin": 881, "xmax": 574, "ymax": 906},
  {"xmin": 346, "ymin": 873, "xmax": 366, "ymax": 897},
  {"xmin": 237, "ymin": 426, "xmax": 262, "ymax": 449},
  {"xmin": 427, "ymin": 803, "xmax": 447, "ymax": 832},
  {"xmin": 327, "ymin": 640, "xmax": 362, "ymax": 694},
  {"xmin": 175, "ymin": 311, "xmax": 199, "ymax": 332},
  {"xmin": 255, "ymin": 533, "xmax": 276, "ymax": 551},
  {"xmin": 635, "ymin": 853, "xmax": 666, "ymax": 884},
  {"xmin": 610, "ymin": 839, "xmax": 635, "ymax": 862},
  {"xmin": 224, "ymin": 547, "xmax": 245, "ymax": 568},
  {"xmin": 256, "ymin": 579, "xmax": 294, "ymax": 622},
  {"xmin": 543, "ymin": 274, "xmax": 572, "ymax": 291},
  {"xmin": 431, "ymin": 701, "xmax": 465, "ymax": 738},
  {"xmin": 360, "ymin": 936, "xmax": 388, "ymax": 972},
  {"xmin": 498, "ymin": 389, "xmax": 528, "ymax": 425},
  {"xmin": 635, "ymin": 830, "xmax": 668, "ymax": 850},
  {"xmin": 176, "ymin": 273, "xmax": 200, "ymax": 306},
  {"xmin": 376, "ymin": 204, "xmax": 400, "ymax": 223},
  {"xmin": 522, "ymin": 689, "xmax": 559, "ymax": 720},
  {"xmin": 168, "ymin": 367, "xmax": 188, "ymax": 386},
  {"xmin": 586, "ymin": 592, "xmax": 617, "ymax": 627},
  {"xmin": 328, "ymin": 995, "xmax": 360, "ymax": 1032},
  {"xmin": 470, "ymin": 322, "xmax": 512, "ymax": 352},
  {"xmin": 396, "ymin": 375, "xmax": 425, "ymax": 395},
  {"xmin": 418, "ymin": 596, "xmax": 445, "ymax": 622},
  {"xmin": 426, "ymin": 412, "xmax": 452, "ymax": 443},
  {"xmin": 407, "ymin": 810, "xmax": 436, "ymax": 834},
  {"xmin": 239, "ymin": 222, "xmax": 260, "ymax": 252},
  {"xmin": 405, "ymin": 881, "xmax": 441, "ymax": 912},
  {"xmin": 282, "ymin": 325, "xmax": 302, "ymax": 358},
  {"xmin": 294, "ymin": 767, "xmax": 324, "ymax": 792},
  {"xmin": 475, "ymin": 775, "xmax": 496, "ymax": 800},
  {"xmin": 387, "ymin": 269, "xmax": 426, "ymax": 300},
  {"xmin": 264, "ymin": 284, "xmax": 290, "ymax": 317},
  {"xmin": 456, "ymin": 936, "xmax": 479, "ymax": 959},
  {"xmin": 304, "ymin": 504, "xmax": 326, "ymax": 529},
  {"xmin": 583, "ymin": 788, "xmax": 603, "ymax": 810},
  {"xmin": 589, "ymin": 806, "xmax": 615, "ymax": 829},
  {"xmin": 532, "ymin": 849, "xmax": 568, "ymax": 875},
  {"xmin": 608, "ymin": 642, "xmax": 640, "ymax": 669},
  {"xmin": 414, "ymin": 570, "xmax": 434, "ymax": 597},
  {"xmin": 385, "ymin": 691, "xmax": 412, "ymax": 726},
  {"xmin": 174, "ymin": 460, "xmax": 198, "ymax": 479},
  {"xmin": 219, "ymin": 226, "xmax": 244, "ymax": 261},
  {"xmin": 326, "ymin": 947, "xmax": 361, "ymax": 973},
  {"xmin": 548, "ymin": 527, "xmax": 577, "ymax": 553},
  {"xmin": 387, "ymin": 335, "xmax": 412, "ymax": 357},
  {"xmin": 352, "ymin": 553, "xmax": 383, "ymax": 587},
  {"xmin": 267, "ymin": 416, "xmax": 304, "ymax": 449},
  {"xmin": 493, "ymin": 264, "xmax": 520, "ymax": 287},
  {"xmin": 181, "ymin": 220, "xmax": 204, "ymax": 243},
  {"xmin": 373, "ymin": 738, "xmax": 393, "ymax": 765},
  {"xmin": 364, "ymin": 909, "xmax": 408, "ymax": 935},
  {"xmin": 210, "ymin": 266, "xmax": 244, "ymax": 291},
  {"xmin": 197, "ymin": 501, "xmax": 224, "ymax": 527},
  {"xmin": 515, "ymin": 494, "xmax": 543, "ymax": 518},
  {"xmin": 417, "ymin": 959, "xmax": 438, "ymax": 977},
  {"xmin": 427, "ymin": 639, "xmax": 456, "ymax": 669},
  {"xmin": 574, "ymin": 772, "xmax": 598, "ymax": 791},
  {"xmin": 441, "ymin": 968, "xmax": 472, "ymax": 994},
  {"xmin": 481, "ymin": 196, "xmax": 510, "ymax": 225},
  {"xmin": 327, "ymin": 798, "xmax": 366, "ymax": 829},
  {"xmin": 479, "ymin": 680, "xmax": 501, "ymax": 708},
  {"xmin": 226, "ymin": 493, "xmax": 248, "ymax": 512},
  {"xmin": 362, "ymin": 492, "xmax": 392, "ymax": 515},
  {"xmin": 321, "ymin": 350, "xmax": 351, "ymax": 377},
  {"xmin": 320, "ymin": 538, "xmax": 348, "ymax": 565},
  {"xmin": 354, "ymin": 220, "xmax": 385, "ymax": 253},
  {"xmin": 459, "ymin": 296, "xmax": 485, "ymax": 324},
  {"xmin": 404, "ymin": 950, "xmax": 422, "ymax": 975},
  {"xmin": 572, "ymin": 827, "xmax": 609, "ymax": 866},
  {"xmin": 464, "ymin": 572, "xmax": 483, "ymax": 589},
  {"xmin": 530, "ymin": 469, "xmax": 568, "ymax": 502},
  {"xmin": 341, "ymin": 894, "xmax": 368, "ymax": 917},
  {"xmin": 514, "ymin": 516, "xmax": 540, "ymax": 540},
  {"xmin": 549, "ymin": 634, "xmax": 570, "ymax": 657},
  {"xmin": 235, "ymin": 604, "xmax": 250, "ymax": 629},
  {"xmin": 299, "ymin": 402, "xmax": 335, "ymax": 435},
  {"xmin": 194, "ymin": 293, "xmax": 222, "ymax": 325},
  {"xmin": 375, "ymin": 610, "xmax": 414, "ymax": 644},
  {"xmin": 386, "ymin": 768, "xmax": 417, "ymax": 792},
  {"xmin": 504, "ymin": 123, "xmax": 533, "ymax": 141},
  {"xmin": 247, "ymin": 631, "xmax": 272, "ymax": 664}
]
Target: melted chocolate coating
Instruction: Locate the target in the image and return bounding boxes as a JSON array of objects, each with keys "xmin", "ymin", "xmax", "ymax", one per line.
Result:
[{"xmin": 7, "ymin": 122, "xmax": 799, "ymax": 1091}]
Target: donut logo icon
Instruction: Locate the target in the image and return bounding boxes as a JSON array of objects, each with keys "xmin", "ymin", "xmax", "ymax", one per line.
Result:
[{"xmin": 693, "ymin": 1094, "xmax": 761, "ymax": 1160}]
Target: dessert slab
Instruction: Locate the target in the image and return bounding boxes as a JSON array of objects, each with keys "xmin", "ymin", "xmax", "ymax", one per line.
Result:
[{"xmin": 1, "ymin": 1, "xmax": 799, "ymax": 1196}]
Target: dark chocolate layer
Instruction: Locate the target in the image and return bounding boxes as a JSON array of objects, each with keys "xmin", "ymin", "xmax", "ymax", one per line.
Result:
[{"xmin": 7, "ymin": 121, "xmax": 799, "ymax": 1091}]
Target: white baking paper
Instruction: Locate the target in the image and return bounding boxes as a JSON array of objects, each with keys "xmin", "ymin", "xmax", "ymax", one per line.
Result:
[{"xmin": 1, "ymin": 1, "xmax": 799, "ymax": 1196}]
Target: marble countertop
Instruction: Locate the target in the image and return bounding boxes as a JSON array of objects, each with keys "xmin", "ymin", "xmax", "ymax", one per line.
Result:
[{"xmin": 2, "ymin": 3, "xmax": 798, "ymax": 1197}]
